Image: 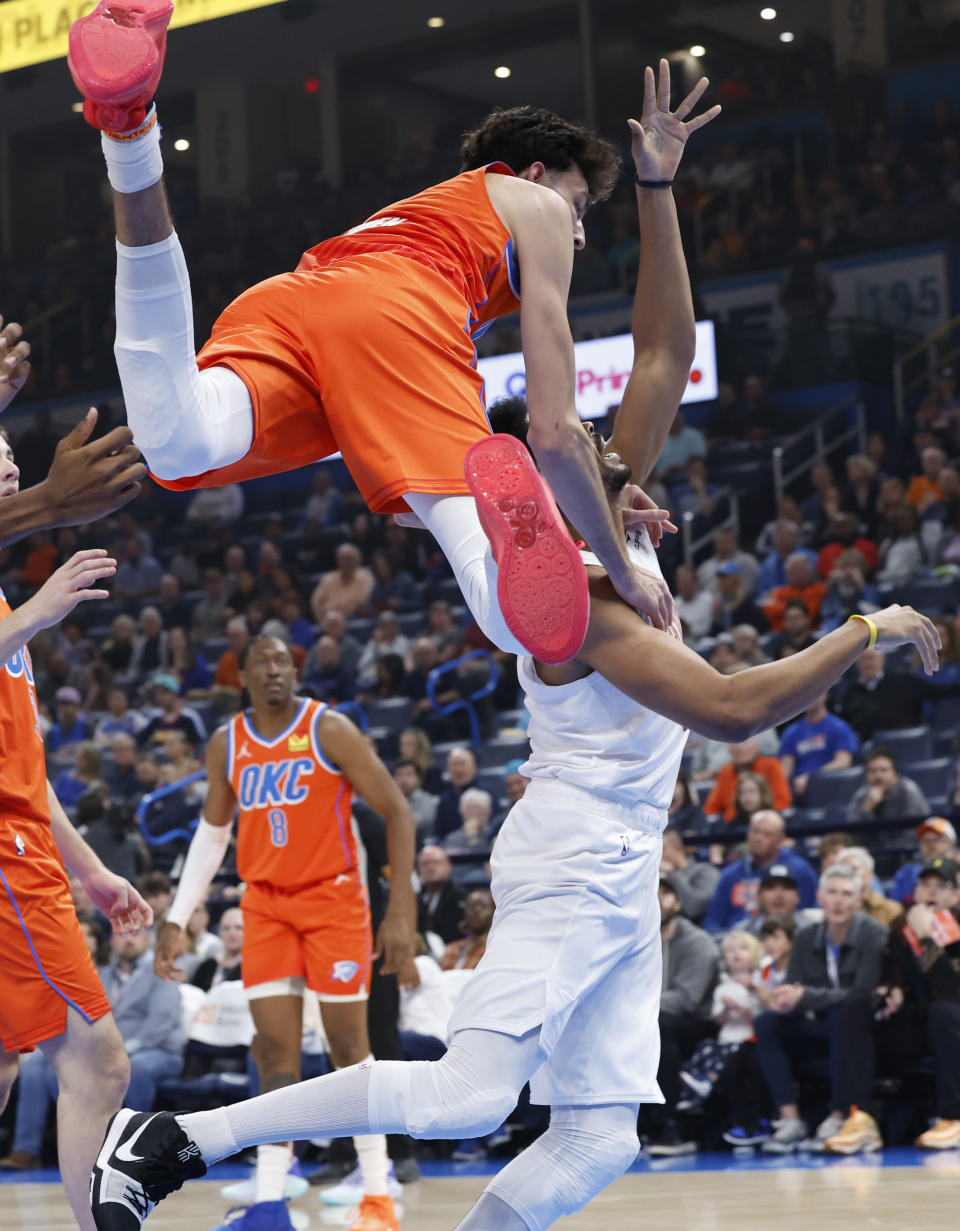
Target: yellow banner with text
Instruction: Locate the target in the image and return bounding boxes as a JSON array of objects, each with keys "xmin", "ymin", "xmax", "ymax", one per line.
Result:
[{"xmin": 0, "ymin": 0, "xmax": 287, "ymax": 74}]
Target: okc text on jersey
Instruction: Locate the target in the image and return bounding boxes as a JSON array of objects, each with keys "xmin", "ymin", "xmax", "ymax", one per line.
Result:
[{"xmin": 237, "ymin": 758, "xmax": 316, "ymax": 808}]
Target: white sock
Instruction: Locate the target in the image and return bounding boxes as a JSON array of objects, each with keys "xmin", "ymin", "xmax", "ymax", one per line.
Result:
[
  {"xmin": 254, "ymin": 1142, "xmax": 292, "ymax": 1203},
  {"xmin": 353, "ymin": 1134, "xmax": 390, "ymax": 1197},
  {"xmin": 102, "ymin": 106, "xmax": 164, "ymax": 193}
]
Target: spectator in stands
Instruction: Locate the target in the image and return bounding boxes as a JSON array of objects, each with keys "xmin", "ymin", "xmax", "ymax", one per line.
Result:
[
  {"xmin": 731, "ymin": 374, "xmax": 784, "ymax": 444},
  {"xmin": 907, "ymin": 446, "xmax": 948, "ymax": 511},
  {"xmin": 697, "ymin": 527, "xmax": 760, "ymax": 596},
  {"xmin": 704, "ymin": 811, "xmax": 818, "ymax": 932},
  {"xmin": 356, "ymin": 610, "xmax": 412, "ymax": 688},
  {"xmin": 777, "ymin": 240, "xmax": 836, "ymax": 384},
  {"xmin": 819, "ymin": 548, "xmax": 880, "ymax": 631},
  {"xmin": 104, "ymin": 733, "xmax": 142, "ymax": 806},
  {"xmin": 816, "ymin": 514, "xmax": 878, "ymax": 577},
  {"xmin": 654, "ymin": 411, "xmax": 707, "ymax": 478},
  {"xmin": 157, "ymin": 573, "xmax": 190, "ymax": 629},
  {"xmin": 367, "ymin": 549, "xmax": 420, "ymax": 615},
  {"xmin": 416, "ymin": 845, "xmax": 465, "ymax": 944},
  {"xmin": 392, "ymin": 759, "xmax": 438, "ymax": 846},
  {"xmin": 423, "ymin": 600, "xmax": 461, "ymax": 658},
  {"xmin": 280, "ymin": 594, "xmax": 313, "ymax": 651},
  {"xmin": 135, "ymin": 753, "xmax": 162, "ymax": 797},
  {"xmin": 823, "ymin": 858, "xmax": 960, "ymax": 1154},
  {"xmin": 53, "ymin": 740, "xmax": 102, "ymax": 809},
  {"xmin": 137, "ymin": 674, "xmax": 207, "ymax": 751},
  {"xmin": 731, "ymin": 624, "xmax": 768, "ymax": 666},
  {"xmin": 779, "ymin": 693, "xmax": 858, "ymax": 798},
  {"xmin": 112, "ymin": 534, "xmax": 163, "ymax": 601},
  {"xmin": 840, "ymin": 846, "xmax": 901, "ymax": 927},
  {"xmin": 802, "ymin": 462, "xmax": 838, "ymax": 525},
  {"xmin": 0, "ymin": 926, "xmax": 184, "ymax": 1170},
  {"xmin": 440, "ymin": 889, "xmax": 495, "ymax": 971},
  {"xmin": 399, "ymin": 727, "xmax": 443, "ymax": 795},
  {"xmin": 433, "ymin": 746, "xmax": 481, "ymax": 840},
  {"xmin": 162, "ymin": 731, "xmax": 204, "ymax": 793},
  {"xmin": 101, "ymin": 614, "xmax": 138, "ymax": 679},
  {"xmin": 310, "ymin": 543, "xmax": 374, "ymax": 623},
  {"xmin": 319, "ymin": 609, "xmax": 362, "ymax": 675},
  {"xmin": 744, "ymin": 864, "xmax": 816, "ymax": 937},
  {"xmin": 756, "ymin": 864, "xmax": 887, "ymax": 1153},
  {"xmin": 77, "ymin": 792, "xmax": 149, "ymax": 884},
  {"xmin": 836, "ymin": 646, "xmax": 960, "ymax": 738},
  {"xmin": 846, "ymin": 748, "xmax": 930, "ymax": 844},
  {"xmin": 757, "ymin": 520, "xmax": 818, "ymax": 598},
  {"xmin": 728, "ymin": 771, "xmax": 776, "ymax": 825},
  {"xmin": 45, "ymin": 685, "xmax": 92, "ymax": 755},
  {"xmin": 876, "ymin": 503, "xmax": 925, "ymax": 587},
  {"xmin": 710, "ymin": 562, "xmax": 768, "ymax": 634},
  {"xmin": 703, "ymin": 739, "xmax": 792, "ymax": 822},
  {"xmin": 300, "ymin": 634, "xmax": 355, "ymax": 704},
  {"xmin": 891, "ymin": 818, "xmax": 958, "ymax": 905},
  {"xmin": 667, "ymin": 771, "xmax": 705, "ymax": 834},
  {"xmin": 402, "ymin": 636, "xmax": 442, "ymax": 718},
  {"xmin": 184, "ymin": 482, "xmax": 244, "ymax": 528},
  {"xmin": 304, "ymin": 468, "xmax": 343, "ymax": 527},
  {"xmin": 95, "ymin": 687, "xmax": 145, "ymax": 747},
  {"xmin": 191, "ymin": 906, "xmax": 244, "ymax": 990},
  {"xmin": 648, "ymin": 880, "xmax": 720, "ymax": 1156},
  {"xmin": 763, "ymin": 553, "xmax": 827, "ymax": 632},
  {"xmin": 362, "ymin": 653, "xmax": 406, "ymax": 702},
  {"xmin": 211, "ymin": 616, "xmax": 249, "ymax": 700},
  {"xmin": 130, "ymin": 606, "xmax": 168, "ymax": 680},
  {"xmin": 166, "ymin": 626, "xmax": 213, "ymax": 695},
  {"xmin": 180, "ymin": 902, "xmax": 226, "ymax": 983},
  {"xmin": 660, "ymin": 827, "xmax": 720, "ymax": 923},
  {"xmin": 190, "ymin": 568, "xmax": 229, "ymax": 641},
  {"xmin": 443, "ymin": 788, "xmax": 493, "ymax": 854},
  {"xmin": 671, "ymin": 456, "xmax": 720, "ymax": 520},
  {"xmin": 137, "ymin": 871, "xmax": 173, "ymax": 925},
  {"xmin": 755, "ymin": 497, "xmax": 808, "ymax": 560},
  {"xmin": 674, "ymin": 565, "xmax": 714, "ymax": 643}
]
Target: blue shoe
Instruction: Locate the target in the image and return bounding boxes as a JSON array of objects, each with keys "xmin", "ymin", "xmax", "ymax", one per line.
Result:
[
  {"xmin": 723, "ymin": 1124, "xmax": 772, "ymax": 1147},
  {"xmin": 209, "ymin": 1201, "xmax": 296, "ymax": 1230},
  {"xmin": 220, "ymin": 1158, "xmax": 310, "ymax": 1204},
  {"xmin": 451, "ymin": 1139, "xmax": 487, "ymax": 1162}
]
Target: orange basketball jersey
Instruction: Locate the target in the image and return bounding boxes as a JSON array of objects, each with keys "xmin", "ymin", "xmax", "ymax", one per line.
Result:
[
  {"xmin": 0, "ymin": 589, "xmax": 50, "ymax": 828},
  {"xmin": 226, "ymin": 698, "xmax": 358, "ymax": 889},
  {"xmin": 300, "ymin": 162, "xmax": 521, "ymax": 338}
]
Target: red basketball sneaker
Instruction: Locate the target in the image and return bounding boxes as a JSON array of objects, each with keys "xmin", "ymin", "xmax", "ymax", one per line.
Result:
[
  {"xmin": 464, "ymin": 433, "xmax": 590, "ymax": 664},
  {"xmin": 68, "ymin": 0, "xmax": 173, "ymax": 134}
]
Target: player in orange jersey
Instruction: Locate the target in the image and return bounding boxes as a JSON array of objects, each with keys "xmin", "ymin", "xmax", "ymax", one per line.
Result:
[
  {"xmin": 151, "ymin": 633, "xmax": 415, "ymax": 1231},
  {"xmin": 0, "ymin": 431, "xmax": 152, "ymax": 1231},
  {"xmin": 69, "ymin": 0, "xmax": 719, "ymax": 660}
]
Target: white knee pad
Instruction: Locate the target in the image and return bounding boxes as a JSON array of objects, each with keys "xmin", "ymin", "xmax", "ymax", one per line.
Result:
[
  {"xmin": 371, "ymin": 1055, "xmax": 519, "ymax": 1140},
  {"xmin": 487, "ymin": 1104, "xmax": 640, "ymax": 1230}
]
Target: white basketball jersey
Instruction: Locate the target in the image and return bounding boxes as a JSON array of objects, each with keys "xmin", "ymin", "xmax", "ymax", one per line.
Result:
[{"xmin": 517, "ymin": 526, "xmax": 688, "ymax": 811}]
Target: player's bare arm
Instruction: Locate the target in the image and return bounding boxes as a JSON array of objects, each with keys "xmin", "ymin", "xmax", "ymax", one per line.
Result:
[
  {"xmin": 0, "ymin": 317, "xmax": 32, "ymax": 413},
  {"xmin": 561, "ymin": 572, "xmax": 941, "ymax": 741},
  {"xmin": 607, "ymin": 60, "xmax": 720, "ymax": 485},
  {"xmin": 316, "ymin": 709, "xmax": 416, "ymax": 976},
  {"xmin": 0, "ymin": 549, "xmax": 117, "ymax": 663},
  {"xmin": 46, "ymin": 781, "xmax": 153, "ymax": 934},
  {"xmin": 0, "ymin": 410, "xmax": 145, "ymax": 548},
  {"xmin": 486, "ymin": 173, "xmax": 673, "ymax": 631},
  {"xmin": 155, "ymin": 726, "xmax": 235, "ymax": 980}
]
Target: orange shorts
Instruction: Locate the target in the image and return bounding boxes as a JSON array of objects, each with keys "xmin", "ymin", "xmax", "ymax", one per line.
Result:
[
  {"xmin": 0, "ymin": 818, "xmax": 111, "ymax": 1053},
  {"xmin": 241, "ymin": 871, "xmax": 372, "ymax": 1001},
  {"xmin": 153, "ymin": 252, "xmax": 493, "ymax": 515}
]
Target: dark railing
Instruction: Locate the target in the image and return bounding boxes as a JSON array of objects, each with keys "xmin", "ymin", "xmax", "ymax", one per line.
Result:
[
  {"xmin": 136, "ymin": 771, "xmax": 205, "ymax": 847},
  {"xmin": 426, "ymin": 649, "xmax": 499, "ymax": 748}
]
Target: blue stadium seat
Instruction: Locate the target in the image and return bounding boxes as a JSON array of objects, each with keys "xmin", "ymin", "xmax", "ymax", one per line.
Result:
[
  {"xmin": 364, "ymin": 697, "xmax": 413, "ymax": 732},
  {"xmin": 396, "ymin": 612, "xmax": 425, "ymax": 638},
  {"xmin": 893, "ymin": 577, "xmax": 960, "ymax": 614},
  {"xmin": 803, "ymin": 766, "xmax": 865, "ymax": 808},
  {"xmin": 901, "ymin": 758, "xmax": 953, "ymax": 800},
  {"xmin": 932, "ymin": 696, "xmax": 960, "ymax": 732},
  {"xmin": 932, "ymin": 728, "xmax": 959, "ymax": 759},
  {"xmin": 868, "ymin": 726, "xmax": 933, "ymax": 763},
  {"xmin": 477, "ymin": 737, "xmax": 530, "ymax": 769}
]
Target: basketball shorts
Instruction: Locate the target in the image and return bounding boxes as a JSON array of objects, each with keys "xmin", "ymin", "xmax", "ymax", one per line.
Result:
[
  {"xmin": 241, "ymin": 872, "xmax": 372, "ymax": 1002},
  {"xmin": 447, "ymin": 779, "xmax": 667, "ymax": 1107},
  {"xmin": 153, "ymin": 251, "xmax": 492, "ymax": 516},
  {"xmin": 0, "ymin": 817, "xmax": 111, "ymax": 1052}
]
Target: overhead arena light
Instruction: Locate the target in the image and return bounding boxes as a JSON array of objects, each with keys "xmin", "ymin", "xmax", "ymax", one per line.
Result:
[
  {"xmin": 174, "ymin": 138, "xmax": 191, "ymax": 151},
  {"xmin": 494, "ymin": 65, "xmax": 512, "ymax": 78},
  {"xmin": 426, "ymin": 16, "xmax": 444, "ymax": 28},
  {"xmin": 779, "ymin": 30, "xmax": 795, "ymax": 42},
  {"xmin": 689, "ymin": 45, "xmax": 706, "ymax": 57},
  {"xmin": 760, "ymin": 7, "xmax": 776, "ymax": 18},
  {"xmin": 71, "ymin": 100, "xmax": 84, "ymax": 112}
]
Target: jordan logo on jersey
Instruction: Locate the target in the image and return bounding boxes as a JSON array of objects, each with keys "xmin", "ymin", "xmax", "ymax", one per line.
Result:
[
  {"xmin": 237, "ymin": 757, "xmax": 316, "ymax": 808},
  {"xmin": 237, "ymin": 742, "xmax": 252, "ymax": 761},
  {"xmin": 14, "ymin": 834, "xmax": 24, "ymax": 856},
  {"xmin": 288, "ymin": 734, "xmax": 309, "ymax": 752},
  {"xmin": 332, "ymin": 960, "xmax": 360, "ymax": 983}
]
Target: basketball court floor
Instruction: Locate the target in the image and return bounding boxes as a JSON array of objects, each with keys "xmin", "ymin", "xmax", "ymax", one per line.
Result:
[{"xmin": 2, "ymin": 1150, "xmax": 957, "ymax": 1230}]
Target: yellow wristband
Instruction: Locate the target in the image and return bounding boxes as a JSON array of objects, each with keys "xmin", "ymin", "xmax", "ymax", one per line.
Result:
[{"xmin": 848, "ymin": 613, "xmax": 878, "ymax": 649}]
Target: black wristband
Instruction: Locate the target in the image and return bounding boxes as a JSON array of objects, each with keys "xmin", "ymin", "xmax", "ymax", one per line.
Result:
[{"xmin": 635, "ymin": 174, "xmax": 673, "ymax": 188}]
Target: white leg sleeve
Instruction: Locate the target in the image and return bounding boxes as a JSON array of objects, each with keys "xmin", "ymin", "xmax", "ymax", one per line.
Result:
[
  {"xmin": 403, "ymin": 492, "xmax": 526, "ymax": 656},
  {"xmin": 114, "ymin": 233, "xmax": 254, "ymax": 480},
  {"xmin": 480, "ymin": 1104, "xmax": 640, "ymax": 1231}
]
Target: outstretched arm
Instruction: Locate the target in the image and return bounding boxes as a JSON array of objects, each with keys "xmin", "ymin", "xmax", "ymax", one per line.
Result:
[
  {"xmin": 317, "ymin": 709, "xmax": 416, "ymax": 976},
  {"xmin": 607, "ymin": 60, "xmax": 720, "ymax": 486},
  {"xmin": 0, "ymin": 549, "xmax": 116, "ymax": 662},
  {"xmin": 578, "ymin": 579, "xmax": 940, "ymax": 741}
]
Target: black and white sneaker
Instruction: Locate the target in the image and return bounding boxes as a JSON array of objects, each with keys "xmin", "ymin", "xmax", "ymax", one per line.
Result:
[{"xmin": 90, "ymin": 1108, "xmax": 207, "ymax": 1231}]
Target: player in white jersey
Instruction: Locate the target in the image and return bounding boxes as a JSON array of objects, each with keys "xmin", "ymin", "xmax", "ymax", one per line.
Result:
[{"xmin": 87, "ymin": 73, "xmax": 941, "ymax": 1231}]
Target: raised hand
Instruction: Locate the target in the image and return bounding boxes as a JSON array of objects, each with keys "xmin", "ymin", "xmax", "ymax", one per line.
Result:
[
  {"xmin": 40, "ymin": 408, "xmax": 145, "ymax": 525},
  {"xmin": 0, "ymin": 318, "xmax": 32, "ymax": 413},
  {"xmin": 20, "ymin": 548, "xmax": 117, "ymax": 632},
  {"xmin": 871, "ymin": 605, "xmax": 942, "ymax": 675},
  {"xmin": 629, "ymin": 58, "xmax": 722, "ymax": 184}
]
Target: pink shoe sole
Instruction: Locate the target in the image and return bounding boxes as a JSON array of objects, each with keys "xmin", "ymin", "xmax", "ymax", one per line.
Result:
[
  {"xmin": 465, "ymin": 434, "xmax": 589, "ymax": 664},
  {"xmin": 68, "ymin": 0, "xmax": 173, "ymax": 132}
]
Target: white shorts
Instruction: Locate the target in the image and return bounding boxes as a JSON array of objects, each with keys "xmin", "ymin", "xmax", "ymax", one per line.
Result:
[{"xmin": 447, "ymin": 778, "xmax": 666, "ymax": 1107}]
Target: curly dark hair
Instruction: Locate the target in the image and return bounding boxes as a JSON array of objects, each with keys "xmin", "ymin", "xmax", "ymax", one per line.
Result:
[{"xmin": 460, "ymin": 106, "xmax": 621, "ymax": 202}]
